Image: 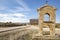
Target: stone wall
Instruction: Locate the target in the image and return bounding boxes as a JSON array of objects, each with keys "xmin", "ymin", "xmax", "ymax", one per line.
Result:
[{"xmin": 0, "ymin": 26, "xmax": 35, "ymax": 40}]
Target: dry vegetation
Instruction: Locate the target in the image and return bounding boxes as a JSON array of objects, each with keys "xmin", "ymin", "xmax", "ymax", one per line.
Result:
[
  {"xmin": 56, "ymin": 23, "xmax": 60, "ymax": 28},
  {"xmin": 0, "ymin": 22, "xmax": 26, "ymax": 27}
]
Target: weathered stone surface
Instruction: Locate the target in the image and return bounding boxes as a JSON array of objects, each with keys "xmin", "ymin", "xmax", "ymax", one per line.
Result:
[
  {"xmin": 37, "ymin": 4, "xmax": 57, "ymax": 36},
  {"xmin": 32, "ymin": 35, "xmax": 60, "ymax": 40},
  {"xmin": 0, "ymin": 26, "xmax": 36, "ymax": 40}
]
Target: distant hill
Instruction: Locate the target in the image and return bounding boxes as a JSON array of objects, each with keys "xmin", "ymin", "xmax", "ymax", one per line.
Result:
[
  {"xmin": 0, "ymin": 22, "xmax": 60, "ymax": 28},
  {"xmin": 0, "ymin": 22, "xmax": 27, "ymax": 27}
]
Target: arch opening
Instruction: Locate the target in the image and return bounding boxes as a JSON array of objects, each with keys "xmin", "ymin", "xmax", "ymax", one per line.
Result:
[
  {"xmin": 44, "ymin": 13, "xmax": 50, "ymax": 21},
  {"xmin": 42, "ymin": 26, "xmax": 50, "ymax": 35}
]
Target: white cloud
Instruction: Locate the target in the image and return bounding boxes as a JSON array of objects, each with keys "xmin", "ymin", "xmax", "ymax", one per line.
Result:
[
  {"xmin": 13, "ymin": 13, "xmax": 25, "ymax": 17},
  {"xmin": 0, "ymin": 0, "xmax": 30, "ymax": 23},
  {"xmin": 0, "ymin": 0, "xmax": 31, "ymax": 12},
  {"xmin": 0, "ymin": 13, "xmax": 29, "ymax": 23},
  {"xmin": 0, "ymin": 13, "xmax": 25, "ymax": 17},
  {"xmin": 16, "ymin": 0, "xmax": 30, "ymax": 9},
  {"xmin": 9, "ymin": 0, "xmax": 31, "ymax": 13}
]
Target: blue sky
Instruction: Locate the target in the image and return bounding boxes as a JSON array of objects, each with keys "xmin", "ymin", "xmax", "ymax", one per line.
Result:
[{"xmin": 0, "ymin": 0, "xmax": 60, "ymax": 23}]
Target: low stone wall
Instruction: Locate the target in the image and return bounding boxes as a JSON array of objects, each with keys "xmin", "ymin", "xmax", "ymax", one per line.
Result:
[
  {"xmin": 0, "ymin": 26, "xmax": 35, "ymax": 40},
  {"xmin": 32, "ymin": 35, "xmax": 60, "ymax": 40}
]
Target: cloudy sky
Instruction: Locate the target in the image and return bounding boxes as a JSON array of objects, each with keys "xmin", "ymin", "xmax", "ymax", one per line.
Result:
[{"xmin": 0, "ymin": 0, "xmax": 60, "ymax": 23}]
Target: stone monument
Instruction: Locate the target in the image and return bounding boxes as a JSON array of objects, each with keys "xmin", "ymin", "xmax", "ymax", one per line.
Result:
[{"xmin": 37, "ymin": 4, "xmax": 56, "ymax": 36}]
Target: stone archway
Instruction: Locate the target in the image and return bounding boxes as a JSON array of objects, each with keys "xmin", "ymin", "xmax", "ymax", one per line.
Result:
[{"xmin": 37, "ymin": 4, "xmax": 56, "ymax": 36}]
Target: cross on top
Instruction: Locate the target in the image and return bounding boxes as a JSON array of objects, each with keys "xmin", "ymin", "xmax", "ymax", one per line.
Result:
[{"xmin": 46, "ymin": 0, "xmax": 48, "ymax": 4}]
